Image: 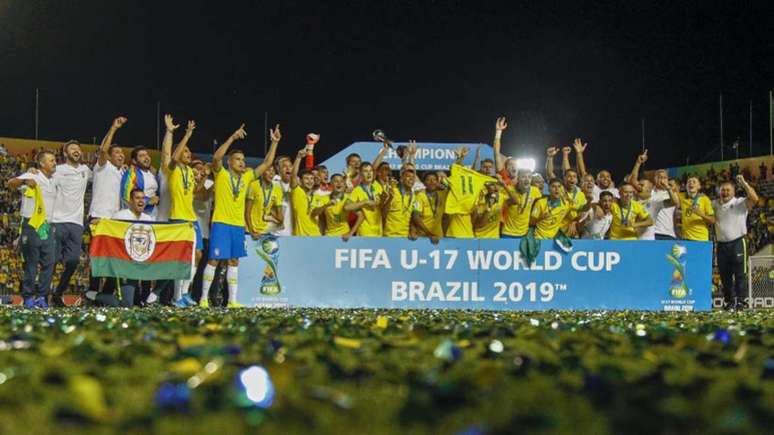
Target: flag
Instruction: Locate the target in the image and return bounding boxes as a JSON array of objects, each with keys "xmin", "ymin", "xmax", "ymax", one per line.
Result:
[
  {"xmin": 444, "ymin": 164, "xmax": 497, "ymax": 214},
  {"xmin": 90, "ymin": 219, "xmax": 195, "ymax": 280}
]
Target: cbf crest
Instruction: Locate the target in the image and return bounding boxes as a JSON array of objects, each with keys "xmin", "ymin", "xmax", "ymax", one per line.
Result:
[{"xmin": 124, "ymin": 224, "xmax": 156, "ymax": 262}]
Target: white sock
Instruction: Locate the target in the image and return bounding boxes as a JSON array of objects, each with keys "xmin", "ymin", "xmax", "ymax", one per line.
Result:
[
  {"xmin": 201, "ymin": 264, "xmax": 216, "ymax": 302},
  {"xmin": 227, "ymin": 266, "xmax": 238, "ymax": 304},
  {"xmin": 173, "ymin": 281, "xmax": 183, "ymax": 301},
  {"xmin": 146, "ymin": 291, "xmax": 158, "ymax": 304},
  {"xmin": 177, "ymin": 279, "xmax": 191, "ymax": 297}
]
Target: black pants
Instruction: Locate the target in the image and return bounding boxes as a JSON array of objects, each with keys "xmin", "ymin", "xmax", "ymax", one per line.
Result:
[
  {"xmin": 20, "ymin": 222, "xmax": 56, "ymax": 297},
  {"xmin": 717, "ymin": 237, "xmax": 747, "ymax": 302},
  {"xmin": 53, "ymin": 222, "xmax": 83, "ymax": 295},
  {"xmin": 92, "ymin": 279, "xmax": 139, "ymax": 307},
  {"xmin": 655, "ymin": 233, "xmax": 675, "ymax": 240}
]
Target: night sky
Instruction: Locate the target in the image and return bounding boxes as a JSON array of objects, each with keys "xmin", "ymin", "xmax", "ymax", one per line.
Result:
[{"xmin": 1, "ymin": 0, "xmax": 772, "ymax": 175}]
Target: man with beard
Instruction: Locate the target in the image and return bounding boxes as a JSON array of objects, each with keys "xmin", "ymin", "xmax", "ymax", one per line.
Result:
[
  {"xmin": 7, "ymin": 151, "xmax": 57, "ymax": 308},
  {"xmin": 51, "ymin": 140, "xmax": 92, "ymax": 306},
  {"xmin": 573, "ymin": 138, "xmax": 619, "ymax": 201},
  {"xmin": 608, "ymin": 183, "xmax": 653, "ymax": 240},
  {"xmin": 121, "ymin": 146, "xmax": 159, "ymax": 218},
  {"xmin": 200, "ymin": 123, "xmax": 281, "ymax": 308},
  {"xmin": 713, "ymin": 174, "xmax": 759, "ymax": 309},
  {"xmin": 579, "ymin": 191, "xmax": 614, "ymax": 240},
  {"xmin": 88, "ymin": 116, "xmax": 127, "ymax": 298},
  {"xmin": 629, "ymin": 151, "xmax": 678, "ymax": 240}
]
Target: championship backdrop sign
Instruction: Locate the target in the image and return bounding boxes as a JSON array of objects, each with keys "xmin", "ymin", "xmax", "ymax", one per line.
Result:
[
  {"xmin": 320, "ymin": 142, "xmax": 492, "ymax": 173},
  {"xmin": 238, "ymin": 237, "xmax": 713, "ymax": 311}
]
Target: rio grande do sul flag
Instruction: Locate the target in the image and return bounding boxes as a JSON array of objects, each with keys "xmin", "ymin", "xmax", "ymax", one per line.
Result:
[{"xmin": 90, "ymin": 219, "xmax": 194, "ymax": 280}]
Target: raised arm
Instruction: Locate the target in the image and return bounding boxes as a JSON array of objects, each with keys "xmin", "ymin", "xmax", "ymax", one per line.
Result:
[
  {"xmin": 573, "ymin": 138, "xmax": 588, "ymax": 178},
  {"xmin": 170, "ymin": 120, "xmax": 196, "ymax": 170},
  {"xmin": 493, "ymin": 117, "xmax": 507, "ymax": 172},
  {"xmin": 372, "ymin": 141, "xmax": 390, "ymax": 171},
  {"xmin": 212, "ymin": 124, "xmax": 247, "ymax": 172},
  {"xmin": 99, "ymin": 116, "xmax": 127, "ymax": 166},
  {"xmin": 289, "ymin": 148, "xmax": 305, "ymax": 189},
  {"xmin": 546, "ymin": 147, "xmax": 559, "ymax": 180},
  {"xmin": 630, "ymin": 149, "xmax": 647, "ymax": 192},
  {"xmin": 254, "ymin": 124, "xmax": 281, "ymax": 178},
  {"xmin": 561, "ymin": 146, "xmax": 572, "ymax": 175},
  {"xmin": 402, "ymin": 140, "xmax": 417, "ymax": 166},
  {"xmin": 471, "ymin": 146, "xmax": 481, "ymax": 171},
  {"xmin": 736, "ymin": 174, "xmax": 760, "ymax": 209},
  {"xmin": 454, "ymin": 146, "xmax": 469, "ymax": 166},
  {"xmin": 161, "ymin": 114, "xmax": 179, "ymax": 170}
]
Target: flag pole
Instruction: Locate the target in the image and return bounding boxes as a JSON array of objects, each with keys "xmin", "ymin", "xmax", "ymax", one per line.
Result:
[
  {"xmin": 749, "ymin": 100, "xmax": 752, "ymax": 157},
  {"xmin": 720, "ymin": 93, "xmax": 724, "ymax": 160},
  {"xmin": 641, "ymin": 118, "xmax": 645, "ymax": 152}
]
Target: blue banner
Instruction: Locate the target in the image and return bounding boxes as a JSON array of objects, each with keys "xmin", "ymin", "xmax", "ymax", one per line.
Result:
[
  {"xmin": 237, "ymin": 237, "xmax": 713, "ymax": 311},
  {"xmin": 320, "ymin": 142, "xmax": 492, "ymax": 173}
]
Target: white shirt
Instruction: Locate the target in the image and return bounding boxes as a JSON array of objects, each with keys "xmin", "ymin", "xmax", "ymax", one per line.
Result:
[
  {"xmin": 89, "ymin": 160, "xmax": 123, "ymax": 219},
  {"xmin": 581, "ymin": 210, "xmax": 612, "ymax": 240},
  {"xmin": 713, "ymin": 197, "xmax": 748, "ymax": 242},
  {"xmin": 651, "ymin": 189, "xmax": 676, "ymax": 238},
  {"xmin": 271, "ymin": 178, "xmax": 293, "ymax": 236},
  {"xmin": 154, "ymin": 169, "xmax": 169, "ymax": 222},
  {"xmin": 52, "ymin": 163, "xmax": 92, "ymax": 225},
  {"xmin": 592, "ymin": 185, "xmax": 619, "ymax": 202},
  {"xmin": 637, "ymin": 192, "xmax": 667, "ymax": 240},
  {"xmin": 139, "ymin": 169, "xmax": 160, "ymax": 218},
  {"xmin": 112, "ymin": 209, "xmax": 153, "ymax": 221},
  {"xmin": 193, "ymin": 179, "xmax": 214, "ymax": 239},
  {"xmin": 17, "ymin": 172, "xmax": 57, "ymax": 221}
]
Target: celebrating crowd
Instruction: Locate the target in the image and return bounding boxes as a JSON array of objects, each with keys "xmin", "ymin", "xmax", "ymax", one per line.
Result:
[{"xmin": 3, "ymin": 115, "xmax": 767, "ymax": 311}]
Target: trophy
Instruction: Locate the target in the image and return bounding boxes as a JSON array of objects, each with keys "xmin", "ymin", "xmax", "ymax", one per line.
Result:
[
  {"xmin": 255, "ymin": 234, "xmax": 281, "ymax": 295},
  {"xmin": 372, "ymin": 129, "xmax": 394, "ymax": 149}
]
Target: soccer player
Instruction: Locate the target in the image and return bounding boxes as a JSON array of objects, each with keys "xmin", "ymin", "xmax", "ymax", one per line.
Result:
[
  {"xmin": 472, "ymin": 180, "xmax": 505, "ymax": 239},
  {"xmin": 444, "ymin": 147, "xmax": 496, "ymax": 238},
  {"xmin": 375, "ymin": 162, "xmax": 392, "ymax": 190},
  {"xmin": 272, "ymin": 156, "xmax": 294, "ymax": 236},
  {"xmin": 162, "ymin": 116, "xmax": 204, "ymax": 307},
  {"xmin": 501, "ymin": 169, "xmax": 542, "ymax": 238},
  {"xmin": 579, "ymin": 191, "xmax": 614, "ymax": 239},
  {"xmin": 608, "ymin": 183, "xmax": 653, "ymax": 240},
  {"xmin": 51, "ymin": 140, "xmax": 92, "ymax": 306},
  {"xmin": 530, "ymin": 179, "xmax": 575, "ymax": 240},
  {"xmin": 382, "ymin": 167, "xmax": 433, "ymax": 240},
  {"xmin": 318, "ymin": 173, "xmax": 361, "ymax": 240},
  {"xmin": 668, "ymin": 176, "xmax": 716, "ymax": 241},
  {"xmin": 7, "ymin": 151, "xmax": 57, "ymax": 308},
  {"xmin": 88, "ymin": 116, "xmax": 127, "ymax": 297},
  {"xmin": 246, "ymin": 164, "xmax": 284, "ymax": 238},
  {"xmin": 349, "ymin": 161, "xmax": 386, "ymax": 237},
  {"xmin": 200, "ymin": 123, "xmax": 282, "ymax": 308},
  {"xmin": 415, "ymin": 172, "xmax": 447, "ymax": 242},
  {"xmin": 547, "ymin": 146, "xmax": 587, "ymax": 237},
  {"xmin": 290, "ymin": 149, "xmax": 327, "ymax": 236},
  {"xmin": 713, "ymin": 174, "xmax": 759, "ymax": 309}
]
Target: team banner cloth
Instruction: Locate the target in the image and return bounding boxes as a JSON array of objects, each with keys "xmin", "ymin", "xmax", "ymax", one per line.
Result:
[{"xmin": 90, "ymin": 219, "xmax": 195, "ymax": 280}]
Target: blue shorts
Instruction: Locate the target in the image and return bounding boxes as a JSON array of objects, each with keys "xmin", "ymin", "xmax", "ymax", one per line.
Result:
[
  {"xmin": 501, "ymin": 234, "xmax": 524, "ymax": 239},
  {"xmin": 209, "ymin": 222, "xmax": 247, "ymax": 260},
  {"xmin": 171, "ymin": 219, "xmax": 204, "ymax": 251}
]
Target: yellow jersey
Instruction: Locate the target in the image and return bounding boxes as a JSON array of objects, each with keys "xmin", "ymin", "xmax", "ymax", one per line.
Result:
[
  {"xmin": 474, "ymin": 191, "xmax": 507, "ymax": 239},
  {"xmin": 502, "ymin": 185, "xmax": 542, "ymax": 237},
  {"xmin": 290, "ymin": 186, "xmax": 324, "ymax": 236},
  {"xmin": 609, "ymin": 201, "xmax": 650, "ymax": 240},
  {"xmin": 416, "ymin": 190, "xmax": 447, "ymax": 237},
  {"xmin": 679, "ymin": 193, "xmax": 714, "ymax": 241},
  {"xmin": 350, "ymin": 182, "xmax": 384, "ymax": 237},
  {"xmin": 323, "ymin": 194, "xmax": 352, "ymax": 236},
  {"xmin": 444, "ymin": 164, "xmax": 497, "ymax": 214},
  {"xmin": 246, "ymin": 179, "xmax": 283, "ymax": 234},
  {"xmin": 212, "ymin": 167, "xmax": 255, "ymax": 227},
  {"xmin": 531, "ymin": 197, "xmax": 571, "ymax": 239},
  {"xmin": 166, "ymin": 165, "xmax": 197, "ymax": 221},
  {"xmin": 383, "ymin": 185, "xmax": 422, "ymax": 237},
  {"xmin": 446, "ymin": 214, "xmax": 474, "ymax": 238}
]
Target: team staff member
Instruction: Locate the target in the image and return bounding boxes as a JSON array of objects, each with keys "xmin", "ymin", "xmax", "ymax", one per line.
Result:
[
  {"xmin": 580, "ymin": 191, "xmax": 614, "ymax": 239},
  {"xmin": 51, "ymin": 140, "xmax": 92, "ymax": 306},
  {"xmin": 713, "ymin": 174, "xmax": 759, "ymax": 309},
  {"xmin": 290, "ymin": 149, "xmax": 327, "ymax": 236},
  {"xmin": 7, "ymin": 151, "xmax": 58, "ymax": 308},
  {"xmin": 668, "ymin": 176, "xmax": 716, "ymax": 241},
  {"xmin": 530, "ymin": 179, "xmax": 575, "ymax": 240},
  {"xmin": 200, "ymin": 123, "xmax": 281, "ymax": 308},
  {"xmin": 608, "ymin": 183, "xmax": 653, "ymax": 240}
]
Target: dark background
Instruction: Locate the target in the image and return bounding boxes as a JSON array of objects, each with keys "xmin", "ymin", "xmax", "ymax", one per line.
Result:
[{"xmin": 1, "ymin": 0, "xmax": 772, "ymax": 174}]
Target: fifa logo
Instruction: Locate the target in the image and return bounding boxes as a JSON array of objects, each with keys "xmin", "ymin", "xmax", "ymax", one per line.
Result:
[
  {"xmin": 666, "ymin": 244, "xmax": 689, "ymax": 299},
  {"xmin": 256, "ymin": 234, "xmax": 281, "ymax": 295}
]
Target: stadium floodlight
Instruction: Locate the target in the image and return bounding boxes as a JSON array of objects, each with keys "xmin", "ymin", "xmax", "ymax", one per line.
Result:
[{"xmin": 515, "ymin": 158, "xmax": 537, "ymax": 173}]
